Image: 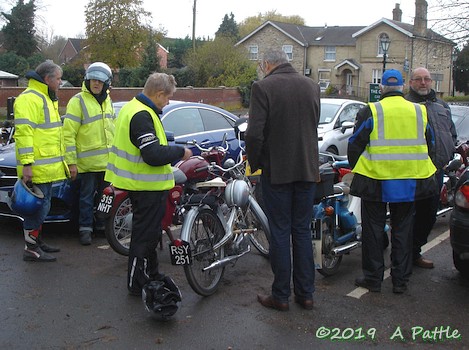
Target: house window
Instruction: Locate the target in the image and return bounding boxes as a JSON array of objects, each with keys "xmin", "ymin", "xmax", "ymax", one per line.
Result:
[
  {"xmin": 282, "ymin": 45, "xmax": 293, "ymax": 60},
  {"xmin": 378, "ymin": 33, "xmax": 390, "ymax": 56},
  {"xmin": 248, "ymin": 45, "xmax": 258, "ymax": 61},
  {"xmin": 431, "ymin": 73, "xmax": 443, "ymax": 92},
  {"xmin": 324, "ymin": 46, "xmax": 336, "ymax": 61},
  {"xmin": 318, "ymin": 70, "xmax": 331, "ymax": 81},
  {"xmin": 372, "ymin": 69, "xmax": 382, "ymax": 84}
]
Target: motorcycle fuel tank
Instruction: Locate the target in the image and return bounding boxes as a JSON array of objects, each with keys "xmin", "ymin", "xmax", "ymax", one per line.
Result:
[{"xmin": 176, "ymin": 156, "xmax": 210, "ymax": 181}]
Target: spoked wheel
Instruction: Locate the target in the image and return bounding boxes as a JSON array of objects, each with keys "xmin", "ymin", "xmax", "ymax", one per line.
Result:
[
  {"xmin": 105, "ymin": 195, "xmax": 132, "ymax": 256},
  {"xmin": 184, "ymin": 208, "xmax": 226, "ymax": 296},
  {"xmin": 318, "ymin": 217, "xmax": 342, "ymax": 277},
  {"xmin": 245, "ymin": 196, "xmax": 270, "ymax": 258}
]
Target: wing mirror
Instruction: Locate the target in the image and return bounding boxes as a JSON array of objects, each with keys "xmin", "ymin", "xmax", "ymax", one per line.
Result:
[
  {"xmin": 341, "ymin": 121, "xmax": 355, "ymax": 134},
  {"xmin": 234, "ymin": 117, "xmax": 248, "ymax": 141}
]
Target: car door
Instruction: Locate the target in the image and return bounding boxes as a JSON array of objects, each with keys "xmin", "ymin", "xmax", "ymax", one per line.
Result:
[
  {"xmin": 330, "ymin": 103, "xmax": 364, "ymax": 155},
  {"xmin": 161, "ymin": 106, "xmax": 213, "ymax": 155}
]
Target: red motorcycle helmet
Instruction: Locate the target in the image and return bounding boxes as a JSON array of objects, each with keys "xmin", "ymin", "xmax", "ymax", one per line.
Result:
[{"xmin": 176, "ymin": 156, "xmax": 210, "ymax": 181}]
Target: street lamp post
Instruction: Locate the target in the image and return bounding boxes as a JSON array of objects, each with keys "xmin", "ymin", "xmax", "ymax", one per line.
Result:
[
  {"xmin": 381, "ymin": 38, "xmax": 391, "ymax": 73},
  {"xmin": 452, "ymin": 49, "xmax": 458, "ymax": 96}
]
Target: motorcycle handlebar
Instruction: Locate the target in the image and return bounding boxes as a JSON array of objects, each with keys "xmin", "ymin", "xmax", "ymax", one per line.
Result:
[{"xmin": 175, "ymin": 136, "xmax": 229, "ymax": 153}]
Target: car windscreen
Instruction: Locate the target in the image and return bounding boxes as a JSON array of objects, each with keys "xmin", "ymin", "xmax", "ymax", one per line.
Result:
[
  {"xmin": 319, "ymin": 103, "xmax": 341, "ymax": 125},
  {"xmin": 451, "ymin": 105, "xmax": 469, "ymax": 142}
]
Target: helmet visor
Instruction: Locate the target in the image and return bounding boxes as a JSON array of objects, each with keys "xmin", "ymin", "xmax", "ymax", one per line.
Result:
[{"xmin": 85, "ymin": 71, "xmax": 109, "ymax": 83}]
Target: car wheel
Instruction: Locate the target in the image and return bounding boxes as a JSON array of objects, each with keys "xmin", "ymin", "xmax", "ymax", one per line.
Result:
[{"xmin": 453, "ymin": 250, "xmax": 469, "ymax": 278}]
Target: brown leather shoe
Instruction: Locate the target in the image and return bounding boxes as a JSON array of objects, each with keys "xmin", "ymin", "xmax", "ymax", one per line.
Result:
[
  {"xmin": 414, "ymin": 257, "xmax": 434, "ymax": 269},
  {"xmin": 294, "ymin": 297, "xmax": 314, "ymax": 310},
  {"xmin": 257, "ymin": 294, "xmax": 289, "ymax": 311}
]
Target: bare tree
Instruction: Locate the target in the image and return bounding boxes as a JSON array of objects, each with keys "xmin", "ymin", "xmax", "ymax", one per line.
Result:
[{"xmin": 429, "ymin": 0, "xmax": 469, "ymax": 46}]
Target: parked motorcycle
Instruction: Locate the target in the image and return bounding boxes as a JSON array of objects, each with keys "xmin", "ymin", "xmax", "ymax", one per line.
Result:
[
  {"xmin": 312, "ymin": 162, "xmax": 363, "ymax": 277},
  {"xmin": 97, "ymin": 138, "xmax": 232, "ymax": 256},
  {"xmin": 450, "ymin": 160, "xmax": 469, "ymax": 277},
  {"xmin": 170, "ymin": 118, "xmax": 270, "ymax": 296},
  {"xmin": 1, "ymin": 120, "xmax": 14, "ymax": 146},
  {"xmin": 438, "ymin": 141, "xmax": 469, "ymax": 217}
]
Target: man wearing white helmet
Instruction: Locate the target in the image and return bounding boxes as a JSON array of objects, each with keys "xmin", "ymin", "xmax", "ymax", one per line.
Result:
[{"xmin": 63, "ymin": 62, "xmax": 115, "ymax": 245}]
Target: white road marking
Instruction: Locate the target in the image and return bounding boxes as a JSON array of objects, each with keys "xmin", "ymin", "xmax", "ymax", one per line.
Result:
[{"xmin": 346, "ymin": 230, "xmax": 450, "ymax": 299}]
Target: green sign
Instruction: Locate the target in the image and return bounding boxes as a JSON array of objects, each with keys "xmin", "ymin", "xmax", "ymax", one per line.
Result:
[{"xmin": 369, "ymin": 83, "xmax": 381, "ymax": 102}]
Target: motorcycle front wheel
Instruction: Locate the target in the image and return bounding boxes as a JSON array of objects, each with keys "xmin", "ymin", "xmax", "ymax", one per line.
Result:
[
  {"xmin": 245, "ymin": 195, "xmax": 270, "ymax": 258},
  {"xmin": 184, "ymin": 208, "xmax": 226, "ymax": 296},
  {"xmin": 317, "ymin": 217, "xmax": 342, "ymax": 277},
  {"xmin": 105, "ymin": 195, "xmax": 132, "ymax": 256}
]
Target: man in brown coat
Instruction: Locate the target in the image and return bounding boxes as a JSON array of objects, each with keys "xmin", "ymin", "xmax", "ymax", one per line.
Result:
[{"xmin": 245, "ymin": 49, "xmax": 320, "ymax": 311}]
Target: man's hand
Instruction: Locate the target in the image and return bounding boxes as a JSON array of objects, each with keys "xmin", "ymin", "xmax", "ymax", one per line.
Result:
[
  {"xmin": 69, "ymin": 164, "xmax": 78, "ymax": 181},
  {"xmin": 182, "ymin": 148, "xmax": 192, "ymax": 160},
  {"xmin": 22, "ymin": 165, "xmax": 33, "ymax": 183}
]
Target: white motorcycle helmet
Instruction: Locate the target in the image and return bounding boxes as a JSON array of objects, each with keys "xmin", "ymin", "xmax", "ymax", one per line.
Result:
[{"xmin": 84, "ymin": 62, "xmax": 112, "ymax": 85}]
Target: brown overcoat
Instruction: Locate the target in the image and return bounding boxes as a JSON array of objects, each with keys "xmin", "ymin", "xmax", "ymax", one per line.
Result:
[{"xmin": 245, "ymin": 63, "xmax": 321, "ymax": 185}]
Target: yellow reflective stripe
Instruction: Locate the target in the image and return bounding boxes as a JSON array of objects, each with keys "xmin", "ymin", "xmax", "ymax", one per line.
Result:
[
  {"xmin": 76, "ymin": 148, "xmax": 110, "ymax": 158},
  {"xmin": 360, "ymin": 151, "xmax": 430, "ymax": 161},
  {"xmin": 106, "ymin": 163, "xmax": 174, "ymax": 182},
  {"xmin": 21, "ymin": 90, "xmax": 50, "ymax": 123},
  {"xmin": 18, "ymin": 147, "xmax": 34, "ymax": 154},
  {"xmin": 17, "ymin": 155, "xmax": 64, "ymax": 166}
]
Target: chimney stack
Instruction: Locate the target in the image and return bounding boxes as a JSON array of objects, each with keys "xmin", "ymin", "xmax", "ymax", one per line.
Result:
[
  {"xmin": 414, "ymin": 0, "xmax": 428, "ymax": 36},
  {"xmin": 393, "ymin": 3, "xmax": 402, "ymax": 21}
]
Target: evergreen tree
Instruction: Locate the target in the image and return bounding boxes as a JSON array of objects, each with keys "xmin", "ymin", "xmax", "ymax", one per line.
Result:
[
  {"xmin": 215, "ymin": 13, "xmax": 239, "ymax": 41},
  {"xmin": 1, "ymin": 0, "xmax": 37, "ymax": 58},
  {"xmin": 454, "ymin": 43, "xmax": 469, "ymax": 95}
]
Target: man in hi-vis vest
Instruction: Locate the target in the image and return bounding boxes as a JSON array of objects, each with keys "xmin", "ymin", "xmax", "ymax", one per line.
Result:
[
  {"xmin": 105, "ymin": 73, "xmax": 192, "ymax": 297},
  {"xmin": 347, "ymin": 69, "xmax": 438, "ymax": 294},
  {"xmin": 63, "ymin": 62, "xmax": 115, "ymax": 246}
]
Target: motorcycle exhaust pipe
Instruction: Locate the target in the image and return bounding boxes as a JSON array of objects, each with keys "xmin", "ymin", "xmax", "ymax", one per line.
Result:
[
  {"xmin": 202, "ymin": 246, "xmax": 251, "ymax": 272},
  {"xmin": 331, "ymin": 241, "xmax": 361, "ymax": 256},
  {"xmin": 436, "ymin": 207, "xmax": 453, "ymax": 217}
]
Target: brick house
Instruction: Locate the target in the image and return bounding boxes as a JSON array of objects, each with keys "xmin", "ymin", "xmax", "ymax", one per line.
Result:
[
  {"xmin": 0, "ymin": 70, "xmax": 19, "ymax": 87},
  {"xmin": 236, "ymin": 0, "xmax": 455, "ymax": 100},
  {"xmin": 58, "ymin": 38, "xmax": 169, "ymax": 69},
  {"xmin": 58, "ymin": 38, "xmax": 87, "ymax": 64}
]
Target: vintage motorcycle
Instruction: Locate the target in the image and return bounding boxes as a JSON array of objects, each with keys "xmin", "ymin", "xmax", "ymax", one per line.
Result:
[
  {"xmin": 312, "ymin": 162, "xmax": 363, "ymax": 277},
  {"xmin": 97, "ymin": 137, "xmax": 233, "ymax": 256},
  {"xmin": 169, "ymin": 118, "xmax": 270, "ymax": 296}
]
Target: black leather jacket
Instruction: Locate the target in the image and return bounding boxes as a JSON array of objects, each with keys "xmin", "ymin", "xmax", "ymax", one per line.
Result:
[{"xmin": 405, "ymin": 88, "xmax": 457, "ymax": 169}]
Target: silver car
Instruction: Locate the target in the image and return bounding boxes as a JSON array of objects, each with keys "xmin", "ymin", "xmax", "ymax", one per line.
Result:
[{"xmin": 318, "ymin": 98, "xmax": 366, "ymax": 155}]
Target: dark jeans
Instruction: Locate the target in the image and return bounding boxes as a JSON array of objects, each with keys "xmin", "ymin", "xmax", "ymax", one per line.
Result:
[
  {"xmin": 412, "ymin": 169, "xmax": 443, "ymax": 260},
  {"xmin": 361, "ymin": 200, "xmax": 414, "ymax": 287},
  {"xmin": 261, "ymin": 174, "xmax": 316, "ymax": 302}
]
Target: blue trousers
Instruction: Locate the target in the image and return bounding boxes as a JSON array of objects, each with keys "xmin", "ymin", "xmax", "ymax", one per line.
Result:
[
  {"xmin": 261, "ymin": 175, "xmax": 316, "ymax": 302},
  {"xmin": 77, "ymin": 172, "xmax": 107, "ymax": 232}
]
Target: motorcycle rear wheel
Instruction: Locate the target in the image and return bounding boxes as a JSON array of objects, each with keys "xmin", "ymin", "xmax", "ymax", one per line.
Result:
[
  {"xmin": 184, "ymin": 208, "xmax": 226, "ymax": 296},
  {"xmin": 317, "ymin": 217, "xmax": 343, "ymax": 277},
  {"xmin": 105, "ymin": 195, "xmax": 132, "ymax": 256}
]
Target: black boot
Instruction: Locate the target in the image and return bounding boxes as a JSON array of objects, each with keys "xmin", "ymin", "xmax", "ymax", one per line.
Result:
[
  {"xmin": 37, "ymin": 237, "xmax": 61, "ymax": 253},
  {"xmin": 23, "ymin": 243, "xmax": 57, "ymax": 262}
]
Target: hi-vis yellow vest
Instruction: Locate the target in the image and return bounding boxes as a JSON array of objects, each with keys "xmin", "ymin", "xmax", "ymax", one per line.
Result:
[
  {"xmin": 63, "ymin": 84, "xmax": 115, "ymax": 173},
  {"xmin": 104, "ymin": 98, "xmax": 174, "ymax": 191},
  {"xmin": 14, "ymin": 79, "xmax": 69, "ymax": 184},
  {"xmin": 352, "ymin": 96, "xmax": 436, "ymax": 180}
]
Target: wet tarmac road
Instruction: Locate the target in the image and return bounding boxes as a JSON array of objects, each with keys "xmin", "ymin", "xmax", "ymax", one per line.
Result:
[{"xmin": 1, "ymin": 214, "xmax": 469, "ymax": 349}]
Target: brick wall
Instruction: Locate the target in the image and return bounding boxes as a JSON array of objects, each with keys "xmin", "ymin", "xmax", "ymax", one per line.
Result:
[{"xmin": 0, "ymin": 86, "xmax": 243, "ymax": 117}]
